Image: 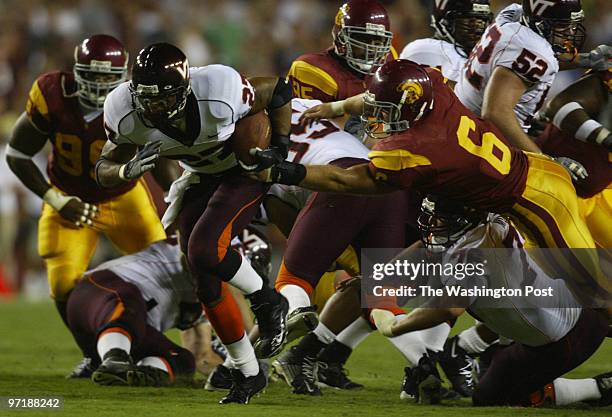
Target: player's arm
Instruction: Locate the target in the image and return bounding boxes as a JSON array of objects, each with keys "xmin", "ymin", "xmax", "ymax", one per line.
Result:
[
  {"xmin": 297, "ymin": 94, "xmax": 365, "ymax": 126},
  {"xmin": 481, "ymin": 66, "xmax": 542, "ymax": 153},
  {"xmin": 151, "ymin": 157, "xmax": 181, "ymax": 192},
  {"xmin": 371, "ymin": 307, "xmax": 465, "ymax": 337},
  {"xmin": 95, "ymin": 139, "xmax": 160, "ymax": 188},
  {"xmin": 558, "ymin": 44, "xmax": 612, "ymax": 71},
  {"xmin": 544, "ymin": 73, "xmax": 610, "ymax": 150}
]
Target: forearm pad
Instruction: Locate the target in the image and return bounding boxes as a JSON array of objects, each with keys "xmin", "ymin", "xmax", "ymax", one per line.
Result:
[{"xmin": 270, "ymin": 161, "xmax": 306, "ymax": 185}]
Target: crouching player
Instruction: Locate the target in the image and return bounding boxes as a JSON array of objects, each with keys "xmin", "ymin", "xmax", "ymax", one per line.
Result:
[{"xmin": 66, "ymin": 237, "xmax": 200, "ymax": 388}]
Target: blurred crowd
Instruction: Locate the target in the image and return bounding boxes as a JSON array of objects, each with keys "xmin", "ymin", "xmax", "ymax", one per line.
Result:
[{"xmin": 0, "ymin": 0, "xmax": 610, "ymax": 297}]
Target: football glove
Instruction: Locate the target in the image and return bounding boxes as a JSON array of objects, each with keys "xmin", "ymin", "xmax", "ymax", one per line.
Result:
[
  {"xmin": 247, "ymin": 146, "xmax": 286, "ymax": 172},
  {"xmin": 578, "ymin": 45, "xmax": 612, "ymax": 71},
  {"xmin": 119, "ymin": 141, "xmax": 162, "ymax": 181},
  {"xmin": 370, "ymin": 309, "xmax": 397, "ymax": 338},
  {"xmin": 43, "ymin": 188, "xmax": 98, "ymax": 228},
  {"xmin": 554, "ymin": 156, "xmax": 588, "ymax": 182}
]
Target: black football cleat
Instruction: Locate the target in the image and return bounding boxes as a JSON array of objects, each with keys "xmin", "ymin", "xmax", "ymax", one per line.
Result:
[
  {"xmin": 291, "ymin": 355, "xmax": 322, "ymax": 396},
  {"xmin": 317, "ymin": 360, "xmax": 363, "ymax": 390},
  {"xmin": 438, "ymin": 336, "xmax": 477, "ymax": 397},
  {"xmin": 286, "ymin": 306, "xmax": 319, "ymax": 344},
  {"xmin": 205, "ymin": 364, "xmax": 234, "ymax": 391},
  {"xmin": 127, "ymin": 365, "xmax": 171, "ymax": 387},
  {"xmin": 413, "ymin": 353, "xmax": 443, "ymax": 404},
  {"xmin": 271, "ymin": 346, "xmax": 302, "ymax": 386},
  {"xmin": 91, "ymin": 349, "xmax": 133, "ymax": 386},
  {"xmin": 66, "ymin": 357, "xmax": 98, "ymax": 379},
  {"xmin": 401, "ymin": 365, "xmax": 459, "ymax": 401},
  {"xmin": 249, "ymin": 287, "xmax": 289, "ymax": 358},
  {"xmin": 219, "ymin": 368, "xmax": 267, "ymax": 404},
  {"xmin": 594, "ymin": 371, "xmax": 612, "ymax": 406}
]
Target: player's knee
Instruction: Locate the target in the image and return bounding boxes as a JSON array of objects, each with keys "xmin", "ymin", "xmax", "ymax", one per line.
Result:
[{"xmin": 168, "ymin": 346, "xmax": 196, "ymax": 378}]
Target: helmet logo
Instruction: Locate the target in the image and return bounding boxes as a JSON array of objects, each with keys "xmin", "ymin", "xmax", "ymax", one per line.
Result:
[
  {"xmin": 136, "ymin": 84, "xmax": 159, "ymax": 94},
  {"xmin": 335, "ymin": 3, "xmax": 349, "ymax": 26},
  {"xmin": 529, "ymin": 0, "xmax": 556, "ymax": 16},
  {"xmin": 90, "ymin": 60, "xmax": 112, "ymax": 72},
  {"xmin": 397, "ymin": 81, "xmax": 423, "ymax": 105},
  {"xmin": 365, "ymin": 22, "xmax": 387, "ymax": 35}
]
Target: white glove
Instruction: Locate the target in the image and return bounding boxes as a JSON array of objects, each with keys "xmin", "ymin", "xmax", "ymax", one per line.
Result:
[
  {"xmin": 578, "ymin": 45, "xmax": 612, "ymax": 71},
  {"xmin": 370, "ymin": 309, "xmax": 397, "ymax": 338},
  {"xmin": 43, "ymin": 188, "xmax": 98, "ymax": 227},
  {"xmin": 554, "ymin": 156, "xmax": 588, "ymax": 182}
]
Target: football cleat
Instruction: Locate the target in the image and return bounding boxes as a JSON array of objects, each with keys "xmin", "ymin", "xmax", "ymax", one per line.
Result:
[
  {"xmin": 286, "ymin": 306, "xmax": 319, "ymax": 344},
  {"xmin": 205, "ymin": 364, "xmax": 234, "ymax": 391},
  {"xmin": 438, "ymin": 336, "xmax": 477, "ymax": 397},
  {"xmin": 291, "ymin": 355, "xmax": 322, "ymax": 396},
  {"xmin": 400, "ymin": 366, "xmax": 417, "ymax": 400},
  {"xmin": 594, "ymin": 371, "xmax": 612, "ymax": 406},
  {"xmin": 271, "ymin": 346, "xmax": 302, "ymax": 386},
  {"xmin": 219, "ymin": 368, "xmax": 267, "ymax": 405},
  {"xmin": 408, "ymin": 353, "xmax": 444, "ymax": 404},
  {"xmin": 249, "ymin": 287, "xmax": 289, "ymax": 358},
  {"xmin": 91, "ymin": 349, "xmax": 133, "ymax": 386},
  {"xmin": 317, "ymin": 360, "xmax": 363, "ymax": 390},
  {"xmin": 66, "ymin": 357, "xmax": 98, "ymax": 379},
  {"xmin": 127, "ymin": 365, "xmax": 170, "ymax": 387}
]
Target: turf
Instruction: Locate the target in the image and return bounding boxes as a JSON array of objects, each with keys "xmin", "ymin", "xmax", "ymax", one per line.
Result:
[{"xmin": 0, "ymin": 299, "xmax": 610, "ymax": 417}]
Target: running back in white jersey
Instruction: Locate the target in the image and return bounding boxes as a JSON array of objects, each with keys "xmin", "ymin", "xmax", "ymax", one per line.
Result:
[
  {"xmin": 104, "ymin": 64, "xmax": 254, "ymax": 174},
  {"xmin": 268, "ymin": 98, "xmax": 370, "ymax": 210},
  {"xmin": 441, "ymin": 215, "xmax": 581, "ymax": 347},
  {"xmin": 400, "ymin": 38, "xmax": 467, "ymax": 84},
  {"xmin": 454, "ymin": 4, "xmax": 559, "ymax": 131},
  {"xmin": 87, "ymin": 240, "xmax": 198, "ymax": 333}
]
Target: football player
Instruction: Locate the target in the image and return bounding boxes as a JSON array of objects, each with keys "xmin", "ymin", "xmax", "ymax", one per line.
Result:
[
  {"xmin": 5, "ymin": 35, "xmax": 167, "ymax": 378},
  {"xmin": 370, "ymin": 198, "xmax": 611, "ymax": 407},
  {"xmin": 454, "ymin": 0, "xmax": 610, "ymax": 154},
  {"xmin": 536, "ymin": 68, "xmax": 612, "ymax": 249},
  {"xmin": 287, "ymin": 0, "xmax": 395, "ymax": 102},
  {"xmin": 67, "ymin": 237, "xmax": 199, "ymax": 388},
  {"xmin": 253, "ymin": 60, "xmax": 610, "ymax": 303},
  {"xmin": 401, "ymin": 0, "xmax": 493, "ymax": 87},
  {"xmin": 96, "ymin": 42, "xmax": 291, "ymax": 404}
]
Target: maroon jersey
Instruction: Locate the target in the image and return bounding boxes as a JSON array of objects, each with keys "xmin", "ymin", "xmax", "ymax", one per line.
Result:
[
  {"xmin": 287, "ymin": 47, "xmax": 398, "ymax": 102},
  {"xmin": 536, "ymin": 124, "xmax": 611, "ymax": 198},
  {"xmin": 26, "ymin": 71, "xmax": 135, "ymax": 203},
  {"xmin": 368, "ymin": 68, "xmax": 529, "ymax": 212}
]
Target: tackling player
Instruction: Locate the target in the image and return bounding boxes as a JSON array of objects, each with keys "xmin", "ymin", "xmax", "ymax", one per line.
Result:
[{"xmin": 5, "ymin": 35, "xmax": 167, "ymax": 378}]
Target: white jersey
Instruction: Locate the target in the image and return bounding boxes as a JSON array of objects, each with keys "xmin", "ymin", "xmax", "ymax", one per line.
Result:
[
  {"xmin": 454, "ymin": 4, "xmax": 558, "ymax": 131},
  {"xmin": 104, "ymin": 65, "xmax": 253, "ymax": 174},
  {"xmin": 268, "ymin": 98, "xmax": 370, "ymax": 210},
  {"xmin": 86, "ymin": 240, "xmax": 197, "ymax": 333},
  {"xmin": 400, "ymin": 38, "xmax": 466, "ymax": 84},
  {"xmin": 442, "ymin": 215, "xmax": 581, "ymax": 347}
]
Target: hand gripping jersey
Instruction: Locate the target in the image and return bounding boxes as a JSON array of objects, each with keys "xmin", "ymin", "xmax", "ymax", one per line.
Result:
[
  {"xmin": 287, "ymin": 48, "xmax": 398, "ymax": 102},
  {"xmin": 104, "ymin": 65, "xmax": 254, "ymax": 174},
  {"xmin": 268, "ymin": 98, "xmax": 370, "ymax": 209},
  {"xmin": 400, "ymin": 38, "xmax": 466, "ymax": 84},
  {"xmin": 369, "ymin": 68, "xmax": 528, "ymax": 213},
  {"xmin": 86, "ymin": 240, "xmax": 197, "ymax": 333},
  {"xmin": 26, "ymin": 71, "xmax": 135, "ymax": 203},
  {"xmin": 455, "ymin": 4, "xmax": 558, "ymax": 131},
  {"xmin": 441, "ymin": 215, "xmax": 581, "ymax": 347}
]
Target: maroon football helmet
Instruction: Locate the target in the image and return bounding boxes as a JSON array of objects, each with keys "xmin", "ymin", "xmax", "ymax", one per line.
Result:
[
  {"xmin": 431, "ymin": 0, "xmax": 493, "ymax": 55},
  {"xmin": 361, "ymin": 60, "xmax": 434, "ymax": 137},
  {"xmin": 332, "ymin": 0, "xmax": 393, "ymax": 75},
  {"xmin": 74, "ymin": 34, "xmax": 128, "ymax": 109},
  {"xmin": 522, "ymin": 0, "xmax": 585, "ymax": 54}
]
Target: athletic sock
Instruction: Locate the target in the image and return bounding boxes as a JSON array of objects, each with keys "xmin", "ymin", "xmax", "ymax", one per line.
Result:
[
  {"xmin": 225, "ymin": 333, "xmax": 259, "ymax": 377},
  {"xmin": 280, "ymin": 284, "xmax": 311, "ymax": 315},
  {"xmin": 553, "ymin": 378, "xmax": 601, "ymax": 405},
  {"xmin": 137, "ymin": 356, "xmax": 170, "ymax": 373},
  {"xmin": 97, "ymin": 330, "xmax": 131, "ymax": 359},
  {"xmin": 457, "ymin": 326, "xmax": 492, "ymax": 354},
  {"xmin": 387, "ymin": 316, "xmax": 427, "ymax": 365},
  {"xmin": 227, "ymin": 254, "xmax": 264, "ymax": 295},
  {"xmin": 417, "ymin": 323, "xmax": 452, "ymax": 352},
  {"xmin": 313, "ymin": 322, "xmax": 336, "ymax": 345},
  {"xmin": 335, "ymin": 316, "xmax": 372, "ymax": 349}
]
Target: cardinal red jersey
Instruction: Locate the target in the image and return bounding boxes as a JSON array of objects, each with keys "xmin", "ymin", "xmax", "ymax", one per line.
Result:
[
  {"xmin": 368, "ymin": 68, "xmax": 529, "ymax": 212},
  {"xmin": 26, "ymin": 71, "xmax": 134, "ymax": 203}
]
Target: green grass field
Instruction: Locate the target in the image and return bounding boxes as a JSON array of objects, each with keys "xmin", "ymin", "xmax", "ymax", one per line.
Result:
[{"xmin": 0, "ymin": 299, "xmax": 610, "ymax": 417}]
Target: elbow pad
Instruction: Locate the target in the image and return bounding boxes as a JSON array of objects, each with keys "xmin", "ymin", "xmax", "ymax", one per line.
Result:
[{"xmin": 269, "ymin": 78, "xmax": 292, "ymax": 110}]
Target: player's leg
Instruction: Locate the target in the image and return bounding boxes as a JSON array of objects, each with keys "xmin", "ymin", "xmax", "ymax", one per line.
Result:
[
  {"xmin": 578, "ymin": 186, "xmax": 612, "ymax": 249},
  {"xmin": 102, "ymin": 179, "xmax": 166, "ymax": 254},
  {"xmin": 472, "ymin": 308, "xmax": 608, "ymax": 406}
]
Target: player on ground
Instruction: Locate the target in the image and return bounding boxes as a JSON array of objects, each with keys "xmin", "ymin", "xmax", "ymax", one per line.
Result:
[
  {"xmin": 67, "ymin": 238, "xmax": 198, "ymax": 388},
  {"xmin": 370, "ymin": 198, "xmax": 612, "ymax": 407},
  {"xmin": 5, "ymin": 35, "xmax": 167, "ymax": 378},
  {"xmin": 96, "ymin": 42, "xmax": 291, "ymax": 404},
  {"xmin": 253, "ymin": 59, "xmax": 610, "ymax": 303},
  {"xmin": 400, "ymin": 0, "xmax": 493, "ymax": 87},
  {"xmin": 454, "ymin": 0, "xmax": 610, "ymax": 154}
]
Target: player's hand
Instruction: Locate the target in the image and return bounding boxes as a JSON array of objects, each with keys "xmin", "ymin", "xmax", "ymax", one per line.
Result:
[
  {"xmin": 298, "ymin": 102, "xmax": 342, "ymax": 126},
  {"xmin": 120, "ymin": 141, "xmax": 162, "ymax": 181},
  {"xmin": 554, "ymin": 157, "xmax": 589, "ymax": 182},
  {"xmin": 370, "ymin": 309, "xmax": 397, "ymax": 338},
  {"xmin": 246, "ymin": 147, "xmax": 285, "ymax": 172},
  {"xmin": 43, "ymin": 188, "xmax": 98, "ymax": 228},
  {"xmin": 578, "ymin": 45, "xmax": 612, "ymax": 71}
]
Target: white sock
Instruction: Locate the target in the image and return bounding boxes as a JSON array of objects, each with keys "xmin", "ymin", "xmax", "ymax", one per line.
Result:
[
  {"xmin": 137, "ymin": 356, "xmax": 170, "ymax": 373},
  {"xmin": 222, "ymin": 355, "xmax": 234, "ymax": 369},
  {"xmin": 313, "ymin": 322, "xmax": 336, "ymax": 344},
  {"xmin": 418, "ymin": 323, "xmax": 452, "ymax": 352},
  {"xmin": 457, "ymin": 326, "xmax": 492, "ymax": 354},
  {"xmin": 387, "ymin": 314, "xmax": 427, "ymax": 365},
  {"xmin": 97, "ymin": 331, "xmax": 131, "ymax": 359},
  {"xmin": 224, "ymin": 333, "xmax": 259, "ymax": 377},
  {"xmin": 335, "ymin": 316, "xmax": 372, "ymax": 350},
  {"xmin": 227, "ymin": 254, "xmax": 264, "ymax": 295},
  {"xmin": 553, "ymin": 378, "xmax": 601, "ymax": 406},
  {"xmin": 280, "ymin": 284, "xmax": 311, "ymax": 315}
]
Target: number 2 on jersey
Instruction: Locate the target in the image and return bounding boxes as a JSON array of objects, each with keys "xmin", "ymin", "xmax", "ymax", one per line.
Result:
[{"xmin": 456, "ymin": 115, "xmax": 511, "ymax": 175}]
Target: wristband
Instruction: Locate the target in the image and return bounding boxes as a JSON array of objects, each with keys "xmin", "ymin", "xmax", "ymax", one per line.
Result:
[
  {"xmin": 270, "ymin": 161, "xmax": 307, "ymax": 185},
  {"xmin": 43, "ymin": 188, "xmax": 72, "ymax": 211},
  {"xmin": 118, "ymin": 164, "xmax": 128, "ymax": 181},
  {"xmin": 551, "ymin": 102, "xmax": 582, "ymax": 129},
  {"xmin": 330, "ymin": 100, "xmax": 346, "ymax": 116}
]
